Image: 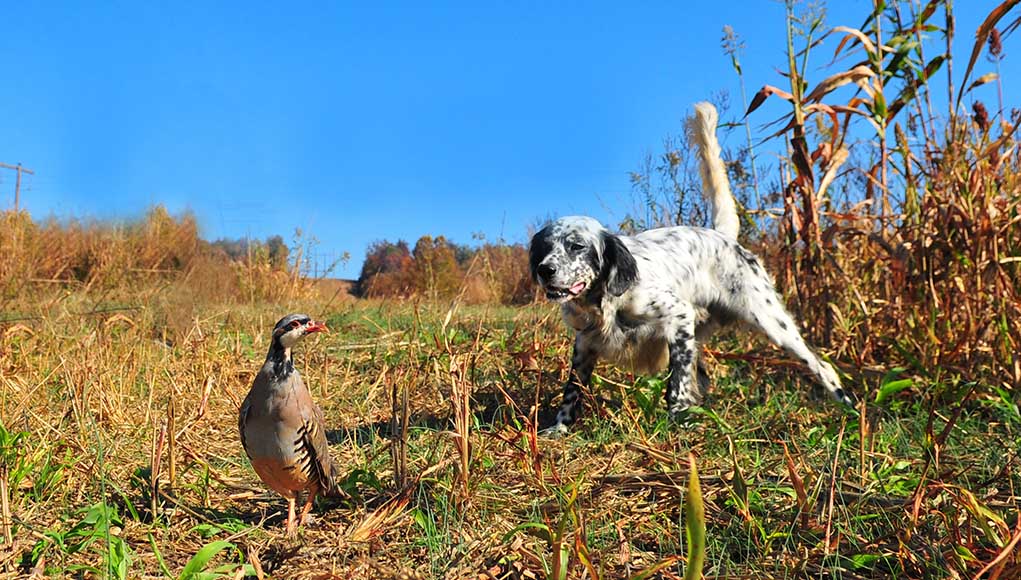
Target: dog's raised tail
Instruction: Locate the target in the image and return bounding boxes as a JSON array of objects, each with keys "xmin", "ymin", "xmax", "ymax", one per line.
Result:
[{"xmin": 690, "ymin": 102, "xmax": 739, "ymax": 239}]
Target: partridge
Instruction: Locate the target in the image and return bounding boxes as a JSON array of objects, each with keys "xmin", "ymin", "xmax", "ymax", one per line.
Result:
[{"xmin": 239, "ymin": 313, "xmax": 336, "ymax": 536}]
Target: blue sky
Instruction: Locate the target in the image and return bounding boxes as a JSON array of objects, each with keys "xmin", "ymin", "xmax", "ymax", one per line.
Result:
[{"xmin": 0, "ymin": 2, "xmax": 1008, "ymax": 278}]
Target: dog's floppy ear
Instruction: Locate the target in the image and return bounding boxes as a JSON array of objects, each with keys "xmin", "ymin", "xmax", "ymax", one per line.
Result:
[
  {"xmin": 602, "ymin": 232, "xmax": 637, "ymax": 296},
  {"xmin": 528, "ymin": 226, "xmax": 552, "ymax": 283}
]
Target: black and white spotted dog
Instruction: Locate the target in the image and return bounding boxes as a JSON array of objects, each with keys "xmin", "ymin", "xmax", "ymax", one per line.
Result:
[{"xmin": 529, "ymin": 102, "xmax": 853, "ymax": 435}]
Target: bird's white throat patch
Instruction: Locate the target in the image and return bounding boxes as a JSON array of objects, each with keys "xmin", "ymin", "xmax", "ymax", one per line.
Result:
[{"xmin": 277, "ymin": 329, "xmax": 304, "ymax": 350}]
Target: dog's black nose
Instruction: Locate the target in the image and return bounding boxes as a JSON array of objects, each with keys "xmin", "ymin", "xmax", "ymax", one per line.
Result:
[{"xmin": 536, "ymin": 263, "xmax": 556, "ymax": 281}]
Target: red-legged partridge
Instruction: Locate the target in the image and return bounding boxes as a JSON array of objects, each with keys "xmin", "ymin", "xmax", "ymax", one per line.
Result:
[{"xmin": 239, "ymin": 313, "xmax": 336, "ymax": 536}]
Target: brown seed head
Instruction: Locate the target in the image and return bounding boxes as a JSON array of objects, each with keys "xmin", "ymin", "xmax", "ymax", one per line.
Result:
[
  {"xmin": 988, "ymin": 28, "xmax": 1004, "ymax": 60},
  {"xmin": 973, "ymin": 101, "xmax": 989, "ymax": 132}
]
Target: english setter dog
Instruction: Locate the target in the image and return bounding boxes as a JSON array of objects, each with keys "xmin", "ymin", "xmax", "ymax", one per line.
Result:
[{"xmin": 529, "ymin": 102, "xmax": 853, "ymax": 435}]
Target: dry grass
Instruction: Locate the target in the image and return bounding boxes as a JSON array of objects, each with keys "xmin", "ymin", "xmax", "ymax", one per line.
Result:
[
  {"xmin": 740, "ymin": 0, "xmax": 1021, "ymax": 393},
  {"xmin": 0, "ymin": 206, "xmax": 318, "ymax": 310},
  {"xmin": 1, "ymin": 2, "xmax": 1020, "ymax": 577},
  {"xmin": 1, "ymin": 293, "xmax": 1019, "ymax": 578}
]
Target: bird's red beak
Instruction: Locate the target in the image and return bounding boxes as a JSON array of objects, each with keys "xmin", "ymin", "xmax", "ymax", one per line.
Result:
[{"xmin": 305, "ymin": 320, "xmax": 328, "ymax": 334}]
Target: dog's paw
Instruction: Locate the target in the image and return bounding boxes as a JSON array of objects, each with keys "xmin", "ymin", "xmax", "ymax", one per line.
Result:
[
  {"xmin": 837, "ymin": 391, "xmax": 861, "ymax": 417},
  {"xmin": 836, "ymin": 388, "xmax": 857, "ymax": 409},
  {"xmin": 539, "ymin": 422, "xmax": 570, "ymax": 437},
  {"xmin": 667, "ymin": 403, "xmax": 690, "ymax": 418},
  {"xmin": 668, "ymin": 404, "xmax": 701, "ymax": 425}
]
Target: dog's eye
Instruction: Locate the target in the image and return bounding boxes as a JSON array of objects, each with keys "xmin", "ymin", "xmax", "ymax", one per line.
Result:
[{"xmin": 568, "ymin": 242, "xmax": 585, "ymax": 253}]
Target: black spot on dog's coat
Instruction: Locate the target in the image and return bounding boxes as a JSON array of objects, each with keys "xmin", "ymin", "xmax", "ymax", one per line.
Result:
[
  {"xmin": 615, "ymin": 311, "xmax": 643, "ymax": 331},
  {"xmin": 528, "ymin": 226, "xmax": 554, "ymax": 281},
  {"xmin": 707, "ymin": 301, "xmax": 739, "ymax": 326},
  {"xmin": 601, "ymin": 232, "xmax": 638, "ymax": 297}
]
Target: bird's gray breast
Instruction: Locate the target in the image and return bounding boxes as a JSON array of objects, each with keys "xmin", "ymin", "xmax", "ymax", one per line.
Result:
[{"xmin": 242, "ymin": 371, "xmax": 306, "ymax": 462}]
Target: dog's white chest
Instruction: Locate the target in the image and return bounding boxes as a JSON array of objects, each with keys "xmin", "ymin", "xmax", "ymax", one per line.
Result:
[
  {"xmin": 562, "ymin": 301, "xmax": 668, "ymax": 374},
  {"xmin": 562, "ymin": 301, "xmax": 601, "ymax": 332}
]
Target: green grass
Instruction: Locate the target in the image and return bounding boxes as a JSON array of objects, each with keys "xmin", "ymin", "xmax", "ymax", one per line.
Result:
[{"xmin": 1, "ymin": 295, "xmax": 1019, "ymax": 578}]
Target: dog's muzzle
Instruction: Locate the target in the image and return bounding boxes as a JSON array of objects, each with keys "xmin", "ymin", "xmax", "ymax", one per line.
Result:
[{"xmin": 543, "ymin": 281, "xmax": 587, "ymax": 301}]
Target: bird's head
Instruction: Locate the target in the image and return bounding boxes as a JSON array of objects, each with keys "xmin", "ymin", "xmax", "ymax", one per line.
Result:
[{"xmin": 271, "ymin": 314, "xmax": 328, "ymax": 351}]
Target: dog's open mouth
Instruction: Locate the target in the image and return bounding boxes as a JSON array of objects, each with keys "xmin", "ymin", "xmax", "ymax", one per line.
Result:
[{"xmin": 546, "ymin": 281, "xmax": 587, "ymax": 300}]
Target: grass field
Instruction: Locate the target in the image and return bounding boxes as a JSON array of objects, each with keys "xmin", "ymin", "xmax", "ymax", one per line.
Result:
[
  {"xmin": 2, "ymin": 290, "xmax": 1019, "ymax": 579},
  {"xmin": 4, "ymin": 1, "xmax": 1021, "ymax": 576}
]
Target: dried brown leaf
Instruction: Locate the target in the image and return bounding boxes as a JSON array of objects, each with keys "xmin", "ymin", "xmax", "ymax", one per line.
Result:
[
  {"xmin": 966, "ymin": 71, "xmax": 1000, "ymax": 93},
  {"xmin": 831, "ymin": 26, "xmax": 878, "ymax": 59},
  {"xmin": 782, "ymin": 443, "xmax": 809, "ymax": 530},
  {"xmin": 746, "ymin": 85, "xmax": 795, "ymax": 116},
  {"xmin": 805, "ymin": 65, "xmax": 877, "ymax": 102},
  {"xmin": 959, "ymin": 0, "xmax": 1021, "ymax": 109}
]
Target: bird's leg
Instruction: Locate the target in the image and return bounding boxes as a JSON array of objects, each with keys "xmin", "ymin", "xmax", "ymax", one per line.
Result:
[
  {"xmin": 298, "ymin": 487, "xmax": 317, "ymax": 526},
  {"xmin": 286, "ymin": 497, "xmax": 298, "ymax": 537}
]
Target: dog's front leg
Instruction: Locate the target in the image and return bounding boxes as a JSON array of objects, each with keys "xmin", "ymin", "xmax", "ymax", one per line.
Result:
[
  {"xmin": 665, "ymin": 313, "xmax": 699, "ymax": 416},
  {"xmin": 541, "ymin": 335, "xmax": 597, "ymax": 435}
]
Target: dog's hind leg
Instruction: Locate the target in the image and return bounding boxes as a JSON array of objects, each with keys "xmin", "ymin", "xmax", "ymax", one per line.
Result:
[
  {"xmin": 738, "ymin": 290, "xmax": 853, "ymax": 407},
  {"xmin": 691, "ymin": 311, "xmax": 729, "ymax": 401},
  {"xmin": 691, "ymin": 355, "xmax": 711, "ymax": 402}
]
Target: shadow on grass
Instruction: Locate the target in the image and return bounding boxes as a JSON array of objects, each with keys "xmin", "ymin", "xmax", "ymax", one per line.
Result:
[{"xmin": 325, "ymin": 385, "xmax": 569, "ymax": 446}]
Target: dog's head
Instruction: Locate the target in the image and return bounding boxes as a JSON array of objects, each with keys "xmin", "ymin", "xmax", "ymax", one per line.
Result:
[{"xmin": 529, "ymin": 216, "xmax": 638, "ymax": 303}]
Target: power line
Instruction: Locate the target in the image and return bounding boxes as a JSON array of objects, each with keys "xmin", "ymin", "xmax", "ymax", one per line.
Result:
[{"xmin": 0, "ymin": 162, "xmax": 35, "ymax": 211}]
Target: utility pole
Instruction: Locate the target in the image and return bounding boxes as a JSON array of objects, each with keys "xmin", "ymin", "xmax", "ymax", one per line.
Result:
[{"xmin": 0, "ymin": 162, "xmax": 35, "ymax": 211}]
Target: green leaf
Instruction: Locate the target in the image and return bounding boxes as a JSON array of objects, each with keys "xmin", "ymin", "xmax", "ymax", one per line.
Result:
[
  {"xmin": 728, "ymin": 438, "xmax": 749, "ymax": 515},
  {"xmin": 108, "ymin": 536, "xmax": 130, "ymax": 580},
  {"xmin": 501, "ymin": 522, "xmax": 552, "ymax": 544},
  {"xmin": 411, "ymin": 508, "xmax": 437, "ymax": 538},
  {"xmin": 148, "ymin": 533, "xmax": 174, "ymax": 579},
  {"xmin": 955, "ymin": 544, "xmax": 977, "ymax": 562},
  {"xmin": 629, "ymin": 557, "xmax": 680, "ymax": 580},
  {"xmin": 192, "ymin": 563, "xmax": 249, "ymax": 580},
  {"xmin": 875, "ymin": 379, "xmax": 913, "ymax": 404},
  {"xmin": 190, "ymin": 524, "xmax": 223, "ymax": 539},
  {"xmin": 684, "ymin": 454, "xmax": 706, "ymax": 580},
  {"xmin": 849, "ymin": 553, "xmax": 882, "ymax": 569},
  {"xmin": 922, "ymin": 55, "xmax": 945, "ymax": 81},
  {"xmin": 687, "ymin": 406, "xmax": 732, "ymax": 433},
  {"xmin": 554, "ymin": 540, "xmax": 570, "ymax": 580},
  {"xmin": 177, "ymin": 540, "xmax": 236, "ymax": 580}
]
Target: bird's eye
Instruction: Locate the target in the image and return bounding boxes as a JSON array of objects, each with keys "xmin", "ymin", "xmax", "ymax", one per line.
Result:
[{"xmin": 290, "ymin": 321, "xmax": 301, "ymax": 329}]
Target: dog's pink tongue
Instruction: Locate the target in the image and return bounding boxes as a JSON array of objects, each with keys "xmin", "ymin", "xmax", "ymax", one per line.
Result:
[{"xmin": 569, "ymin": 281, "xmax": 586, "ymax": 294}]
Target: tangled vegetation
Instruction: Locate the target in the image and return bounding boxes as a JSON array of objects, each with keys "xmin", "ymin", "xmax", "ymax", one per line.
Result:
[{"xmin": 1, "ymin": 1, "xmax": 1020, "ymax": 578}]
